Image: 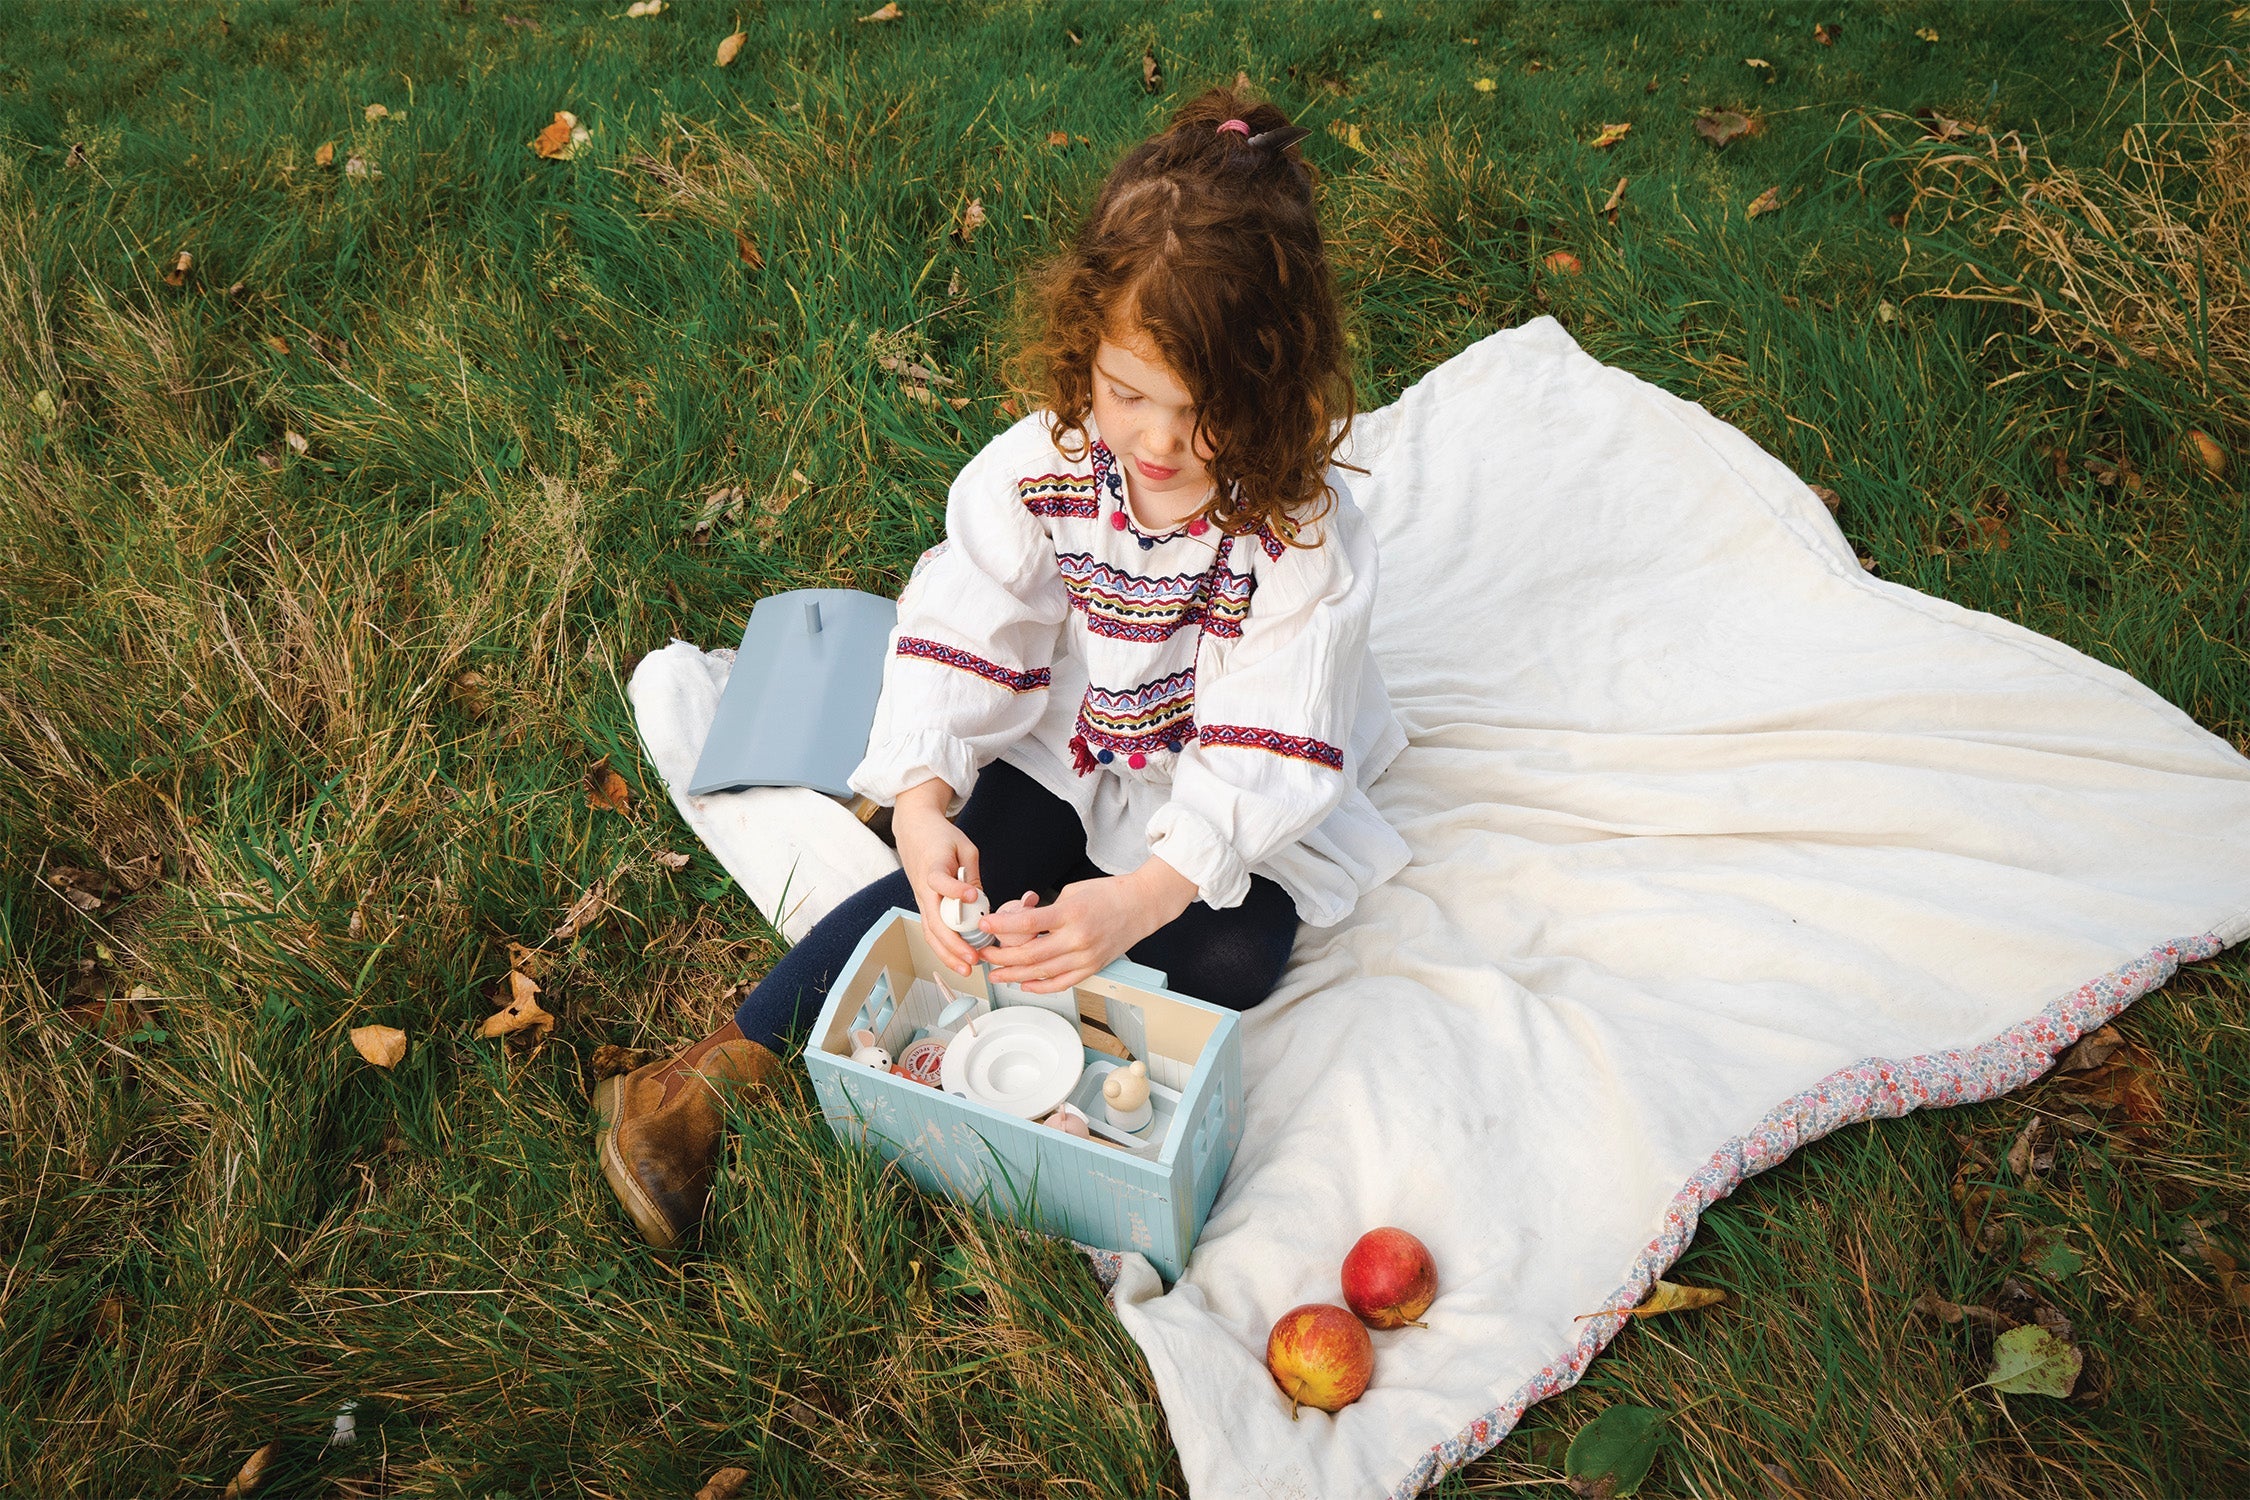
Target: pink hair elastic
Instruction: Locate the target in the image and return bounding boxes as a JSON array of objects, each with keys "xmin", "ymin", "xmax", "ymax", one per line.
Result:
[{"xmin": 1217, "ymin": 119, "xmax": 1251, "ymax": 136}]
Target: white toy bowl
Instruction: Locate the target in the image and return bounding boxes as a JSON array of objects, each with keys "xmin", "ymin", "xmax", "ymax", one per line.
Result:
[{"xmin": 940, "ymin": 1007, "xmax": 1084, "ymax": 1119}]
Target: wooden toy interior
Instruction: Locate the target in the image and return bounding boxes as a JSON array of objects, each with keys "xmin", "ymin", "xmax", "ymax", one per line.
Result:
[{"xmin": 817, "ymin": 911, "xmax": 1221, "ymax": 1100}]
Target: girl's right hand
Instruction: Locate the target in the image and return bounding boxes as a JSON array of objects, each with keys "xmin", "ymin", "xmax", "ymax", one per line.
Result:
[{"xmin": 891, "ymin": 777, "xmax": 984, "ymax": 975}]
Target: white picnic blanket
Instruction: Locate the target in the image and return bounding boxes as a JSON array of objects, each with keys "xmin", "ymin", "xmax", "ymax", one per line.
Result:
[{"xmin": 631, "ymin": 319, "xmax": 2250, "ymax": 1499}]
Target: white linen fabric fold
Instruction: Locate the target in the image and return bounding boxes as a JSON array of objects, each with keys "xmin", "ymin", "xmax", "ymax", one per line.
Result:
[{"xmin": 632, "ymin": 319, "xmax": 2250, "ymax": 1498}]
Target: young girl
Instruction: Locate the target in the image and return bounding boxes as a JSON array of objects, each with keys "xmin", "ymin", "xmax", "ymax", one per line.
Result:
[{"xmin": 597, "ymin": 89, "xmax": 1409, "ymax": 1249}]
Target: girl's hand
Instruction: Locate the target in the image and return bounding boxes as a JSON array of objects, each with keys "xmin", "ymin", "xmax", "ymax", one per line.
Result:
[
  {"xmin": 892, "ymin": 778, "xmax": 983, "ymax": 976},
  {"xmin": 981, "ymin": 858, "xmax": 1198, "ymax": 993}
]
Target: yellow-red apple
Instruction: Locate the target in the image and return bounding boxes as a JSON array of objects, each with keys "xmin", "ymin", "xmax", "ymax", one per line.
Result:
[
  {"xmin": 1341, "ymin": 1227, "xmax": 1437, "ymax": 1329},
  {"xmin": 1265, "ymin": 1303, "xmax": 1373, "ymax": 1417}
]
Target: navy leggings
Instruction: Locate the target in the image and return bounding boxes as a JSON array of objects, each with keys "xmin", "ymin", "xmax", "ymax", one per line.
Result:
[{"xmin": 733, "ymin": 760, "xmax": 1301, "ymax": 1052}]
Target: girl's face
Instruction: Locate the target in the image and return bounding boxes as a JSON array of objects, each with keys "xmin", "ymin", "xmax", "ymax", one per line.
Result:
[{"xmin": 1088, "ymin": 331, "xmax": 1216, "ymax": 510}]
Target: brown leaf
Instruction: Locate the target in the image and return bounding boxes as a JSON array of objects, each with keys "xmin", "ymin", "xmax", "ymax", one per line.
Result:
[
  {"xmin": 1632, "ymin": 1279, "xmax": 1727, "ymax": 1319},
  {"xmin": 450, "ymin": 668, "xmax": 492, "ymax": 718},
  {"xmin": 1813, "ymin": 21, "xmax": 1840, "ymax": 45},
  {"xmin": 591, "ymin": 1043, "xmax": 654, "ymax": 1080},
  {"xmin": 733, "ymin": 228, "xmax": 763, "ymax": 269},
  {"xmin": 1809, "ymin": 484, "xmax": 1841, "ymax": 514},
  {"xmin": 284, "ymin": 429, "xmax": 309, "ymax": 457},
  {"xmin": 350, "ymin": 1024, "xmax": 409, "ymax": 1069},
  {"xmin": 2056, "ymin": 1024, "xmax": 2125, "ymax": 1073},
  {"xmin": 364, "ymin": 103, "xmax": 391, "ymax": 123},
  {"xmin": 1644, "ymin": 75, "xmax": 1660, "ymax": 95},
  {"xmin": 955, "ymin": 197, "xmax": 987, "ymax": 242},
  {"xmin": 49, "ymin": 865, "xmax": 111, "ymax": 911},
  {"xmin": 505, "ymin": 941, "xmax": 549, "ymax": 979},
  {"xmin": 2183, "ymin": 429, "xmax": 2229, "ymax": 478},
  {"xmin": 1951, "ymin": 1147, "xmax": 2008, "ymax": 1251},
  {"xmin": 715, "ymin": 30, "xmax": 747, "ymax": 66},
  {"xmin": 858, "ymin": 1, "xmax": 902, "ymax": 20},
  {"xmin": 585, "ymin": 761, "xmax": 633, "ymax": 815},
  {"xmin": 1693, "ymin": 108, "xmax": 1757, "ymax": 149},
  {"xmin": 1589, "ymin": 122, "xmax": 1631, "ymax": 150},
  {"xmin": 163, "ymin": 251, "xmax": 194, "ymax": 288},
  {"xmin": 695, "ymin": 1468, "xmax": 751, "ymax": 1500},
  {"xmin": 1600, "ymin": 176, "xmax": 1628, "ymax": 222},
  {"xmin": 554, "ymin": 880, "xmax": 610, "ymax": 941},
  {"xmin": 1914, "ymin": 26, "xmax": 1939, "ymax": 43},
  {"xmin": 1911, "ymin": 1288, "xmax": 2002, "ymax": 1327},
  {"xmin": 222, "ymin": 1443, "xmax": 278, "ymax": 1500},
  {"xmin": 530, "ymin": 110, "xmax": 586, "ymax": 161},
  {"xmin": 1746, "ymin": 186, "xmax": 1782, "ymax": 219},
  {"xmin": 2006, "ymin": 1116, "xmax": 2056, "ymax": 1182},
  {"xmin": 1142, "ymin": 47, "xmax": 1162, "ymax": 93},
  {"xmin": 654, "ymin": 849, "xmax": 691, "ymax": 871},
  {"xmin": 480, "ymin": 971, "xmax": 554, "ymax": 1043},
  {"xmin": 1047, "ymin": 129, "xmax": 1069, "ymax": 147},
  {"xmin": 263, "ymin": 334, "xmax": 292, "ymax": 355},
  {"xmin": 2180, "ymin": 1220, "xmax": 2250, "ymax": 1308},
  {"xmin": 314, "ymin": 140, "xmax": 335, "ymax": 168},
  {"xmin": 1542, "ymin": 249, "xmax": 1582, "ymax": 275},
  {"xmin": 998, "ymin": 397, "xmax": 1020, "ymax": 419}
]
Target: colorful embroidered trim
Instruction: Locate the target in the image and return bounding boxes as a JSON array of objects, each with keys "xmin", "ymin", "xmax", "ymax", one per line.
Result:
[
  {"xmin": 1366, "ymin": 929, "xmax": 2227, "ymax": 1498},
  {"xmin": 1069, "ymin": 669, "xmax": 1198, "ymax": 771},
  {"xmin": 894, "ymin": 636, "xmax": 1050, "ymax": 693},
  {"xmin": 1055, "ymin": 551, "xmax": 1256, "ymax": 643},
  {"xmin": 1197, "ymin": 723, "xmax": 1344, "ymax": 769},
  {"xmin": 1019, "ymin": 472, "xmax": 1100, "ymax": 519}
]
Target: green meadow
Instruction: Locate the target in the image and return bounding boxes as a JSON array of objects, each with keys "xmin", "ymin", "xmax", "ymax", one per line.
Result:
[{"xmin": 2, "ymin": 1, "xmax": 2246, "ymax": 1495}]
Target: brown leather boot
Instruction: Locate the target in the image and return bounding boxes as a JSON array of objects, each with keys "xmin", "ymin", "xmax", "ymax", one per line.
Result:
[{"xmin": 593, "ymin": 1020, "xmax": 781, "ymax": 1249}]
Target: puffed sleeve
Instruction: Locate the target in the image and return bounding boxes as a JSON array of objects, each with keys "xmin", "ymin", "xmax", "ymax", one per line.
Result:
[
  {"xmin": 849, "ymin": 428, "xmax": 1068, "ymax": 811},
  {"xmin": 1145, "ymin": 489, "xmax": 1378, "ymax": 909}
]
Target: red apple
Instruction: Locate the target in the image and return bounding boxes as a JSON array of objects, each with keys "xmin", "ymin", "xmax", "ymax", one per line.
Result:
[
  {"xmin": 1264, "ymin": 1303, "xmax": 1373, "ymax": 1417},
  {"xmin": 1341, "ymin": 1227, "xmax": 1437, "ymax": 1329}
]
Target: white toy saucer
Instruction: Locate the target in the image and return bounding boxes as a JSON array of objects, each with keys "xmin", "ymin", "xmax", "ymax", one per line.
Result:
[{"xmin": 940, "ymin": 1007, "xmax": 1084, "ymax": 1119}]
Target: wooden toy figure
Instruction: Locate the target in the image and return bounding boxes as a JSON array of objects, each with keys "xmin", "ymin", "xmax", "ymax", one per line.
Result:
[{"xmin": 1102, "ymin": 1060, "xmax": 1153, "ymax": 1134}]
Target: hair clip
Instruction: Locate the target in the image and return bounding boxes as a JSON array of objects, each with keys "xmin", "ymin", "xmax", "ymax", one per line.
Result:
[
  {"xmin": 1216, "ymin": 119, "xmax": 1251, "ymax": 137},
  {"xmin": 1245, "ymin": 123, "xmax": 1311, "ymax": 154}
]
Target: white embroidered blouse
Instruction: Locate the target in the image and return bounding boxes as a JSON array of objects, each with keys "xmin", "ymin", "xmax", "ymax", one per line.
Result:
[{"xmin": 849, "ymin": 412, "xmax": 1409, "ymax": 927}]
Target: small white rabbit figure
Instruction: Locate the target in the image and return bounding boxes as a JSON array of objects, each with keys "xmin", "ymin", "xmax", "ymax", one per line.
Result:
[
  {"xmin": 849, "ymin": 1027, "xmax": 893, "ymax": 1070},
  {"xmin": 1102, "ymin": 1059, "xmax": 1153, "ymax": 1133}
]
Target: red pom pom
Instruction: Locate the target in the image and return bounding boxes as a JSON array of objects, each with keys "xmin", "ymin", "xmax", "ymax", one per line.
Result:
[
  {"xmin": 1110, "ymin": 511, "xmax": 1128, "ymax": 531},
  {"xmin": 1187, "ymin": 518, "xmax": 1209, "ymax": 536},
  {"xmin": 1127, "ymin": 752, "xmax": 1147, "ymax": 770}
]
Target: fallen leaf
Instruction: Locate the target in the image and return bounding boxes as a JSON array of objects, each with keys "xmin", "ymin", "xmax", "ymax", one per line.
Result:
[
  {"xmin": 450, "ymin": 668, "xmax": 492, "ymax": 717},
  {"xmin": 1632, "ymin": 1279, "xmax": 1727, "ymax": 1319},
  {"xmin": 1858, "ymin": 553, "xmax": 1879, "ymax": 572},
  {"xmin": 1142, "ymin": 47, "xmax": 1161, "ymax": 93},
  {"xmin": 531, "ymin": 110, "xmax": 590, "ymax": 161},
  {"xmin": 585, "ymin": 761, "xmax": 633, "ymax": 815},
  {"xmin": 625, "ymin": 0, "xmax": 665, "ymax": 14},
  {"xmin": 1543, "ymin": 249, "xmax": 1583, "ymax": 275},
  {"xmin": 481, "ymin": 970, "xmax": 555, "ymax": 1043},
  {"xmin": 348, "ymin": 907, "xmax": 364, "ymax": 938},
  {"xmin": 1473, "ymin": 76, "xmax": 1496, "ymax": 93},
  {"xmin": 1875, "ymin": 299, "xmax": 1899, "ymax": 325},
  {"xmin": 1975, "ymin": 1323, "xmax": 2080, "ymax": 1397},
  {"xmin": 1744, "ymin": 57, "xmax": 1773, "ymax": 74},
  {"xmin": 2184, "ymin": 429, "xmax": 2229, "ymax": 478},
  {"xmin": 344, "ymin": 154, "xmax": 372, "ymax": 178},
  {"xmin": 734, "ymin": 228, "xmax": 763, "ymax": 269},
  {"xmin": 2057, "ymin": 1025, "xmax": 2125, "ymax": 1073},
  {"xmin": 1813, "ymin": 21, "xmax": 1840, "ymax": 44},
  {"xmin": 955, "ymin": 197, "xmax": 987, "ymax": 242},
  {"xmin": 1644, "ymin": 75, "xmax": 1660, "ymax": 94},
  {"xmin": 716, "ymin": 29, "xmax": 747, "ymax": 66},
  {"xmin": 1326, "ymin": 119, "xmax": 1370, "ymax": 155},
  {"xmin": 314, "ymin": 140, "xmax": 335, "ymax": 168},
  {"xmin": 222, "ymin": 1444, "xmax": 277, "ymax": 1500},
  {"xmin": 1600, "ymin": 176, "xmax": 1628, "ymax": 221},
  {"xmin": 504, "ymin": 941, "xmax": 549, "ymax": 979},
  {"xmin": 364, "ymin": 103, "xmax": 390, "ymax": 123},
  {"xmin": 1693, "ymin": 108, "xmax": 1757, "ymax": 148},
  {"xmin": 1915, "ymin": 26, "xmax": 1940, "ymax": 43},
  {"xmin": 859, "ymin": 1, "xmax": 902, "ymax": 20},
  {"xmin": 654, "ymin": 849, "xmax": 691, "ymax": 871},
  {"xmin": 1951, "ymin": 1144, "xmax": 2008, "ymax": 1251},
  {"xmin": 1911, "ymin": 1288, "xmax": 2002, "ymax": 1326},
  {"xmin": 1565, "ymin": 1404, "xmax": 1665, "ymax": 1498},
  {"xmin": 2029, "ymin": 1236, "xmax": 2084, "ymax": 1278},
  {"xmin": 31, "ymin": 388, "xmax": 59, "ymax": 421},
  {"xmin": 554, "ymin": 880, "xmax": 610, "ymax": 941},
  {"xmin": 284, "ymin": 429, "xmax": 309, "ymax": 456},
  {"xmin": 1746, "ymin": 186, "xmax": 1782, "ymax": 219},
  {"xmin": 2006, "ymin": 1116, "xmax": 2056, "ymax": 1182},
  {"xmin": 1235, "ymin": 70, "xmax": 1252, "ymax": 90},
  {"xmin": 2179, "ymin": 1219, "xmax": 2250, "ymax": 1308},
  {"xmin": 591, "ymin": 1042, "xmax": 654, "ymax": 1080},
  {"xmin": 350, "ymin": 1024, "xmax": 409, "ymax": 1069},
  {"xmin": 1590, "ymin": 122, "xmax": 1631, "ymax": 149},
  {"xmin": 163, "ymin": 251, "xmax": 193, "ymax": 288},
  {"xmin": 264, "ymin": 334, "xmax": 292, "ymax": 354},
  {"xmin": 998, "ymin": 397, "xmax": 1020, "ymax": 418},
  {"xmin": 49, "ymin": 865, "xmax": 111, "ymax": 912},
  {"xmin": 1809, "ymin": 484, "xmax": 1842, "ymax": 514},
  {"xmin": 694, "ymin": 1466, "xmax": 751, "ymax": 1500},
  {"xmin": 1047, "ymin": 129, "xmax": 1069, "ymax": 147}
]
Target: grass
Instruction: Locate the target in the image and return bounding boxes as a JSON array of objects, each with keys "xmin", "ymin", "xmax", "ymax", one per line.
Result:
[{"xmin": 2, "ymin": 0, "xmax": 2246, "ymax": 1495}]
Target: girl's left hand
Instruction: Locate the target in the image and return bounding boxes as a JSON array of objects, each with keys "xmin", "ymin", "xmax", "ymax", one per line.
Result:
[{"xmin": 981, "ymin": 859, "xmax": 1198, "ymax": 993}]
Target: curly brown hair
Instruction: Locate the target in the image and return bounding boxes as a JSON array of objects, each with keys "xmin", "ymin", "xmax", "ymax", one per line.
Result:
[{"xmin": 1011, "ymin": 88, "xmax": 1354, "ymax": 541}]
